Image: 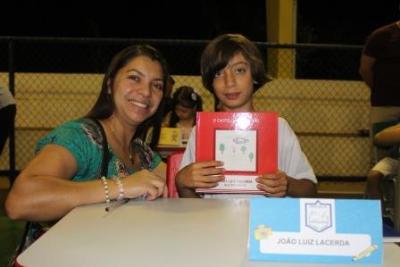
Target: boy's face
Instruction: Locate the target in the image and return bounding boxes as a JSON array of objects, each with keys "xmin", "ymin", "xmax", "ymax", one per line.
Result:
[{"xmin": 212, "ymin": 53, "xmax": 254, "ymax": 112}]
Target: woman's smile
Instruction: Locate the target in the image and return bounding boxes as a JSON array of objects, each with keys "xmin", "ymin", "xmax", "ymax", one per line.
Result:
[{"xmin": 127, "ymin": 98, "xmax": 149, "ymax": 109}]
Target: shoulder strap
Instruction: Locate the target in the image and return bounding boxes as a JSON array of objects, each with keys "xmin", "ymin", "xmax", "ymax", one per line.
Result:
[{"xmin": 90, "ymin": 119, "xmax": 110, "ymax": 177}]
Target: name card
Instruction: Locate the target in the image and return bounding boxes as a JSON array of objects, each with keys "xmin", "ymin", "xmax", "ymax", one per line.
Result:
[{"xmin": 248, "ymin": 198, "xmax": 383, "ymax": 264}]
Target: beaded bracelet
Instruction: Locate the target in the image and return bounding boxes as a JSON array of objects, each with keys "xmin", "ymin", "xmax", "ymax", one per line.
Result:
[
  {"xmin": 113, "ymin": 176, "xmax": 125, "ymax": 201},
  {"xmin": 100, "ymin": 176, "xmax": 111, "ymax": 211}
]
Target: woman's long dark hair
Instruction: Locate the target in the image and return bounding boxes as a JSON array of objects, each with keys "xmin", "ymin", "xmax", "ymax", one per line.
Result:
[
  {"xmin": 86, "ymin": 44, "xmax": 169, "ymax": 149},
  {"xmin": 168, "ymin": 86, "xmax": 203, "ymax": 127}
]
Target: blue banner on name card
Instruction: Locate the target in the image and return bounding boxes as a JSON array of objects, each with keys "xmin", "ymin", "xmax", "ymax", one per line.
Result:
[{"xmin": 248, "ymin": 198, "xmax": 383, "ymax": 264}]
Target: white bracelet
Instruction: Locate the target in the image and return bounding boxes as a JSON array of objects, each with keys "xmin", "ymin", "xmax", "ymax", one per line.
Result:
[
  {"xmin": 113, "ymin": 176, "xmax": 125, "ymax": 201},
  {"xmin": 100, "ymin": 176, "xmax": 111, "ymax": 211}
]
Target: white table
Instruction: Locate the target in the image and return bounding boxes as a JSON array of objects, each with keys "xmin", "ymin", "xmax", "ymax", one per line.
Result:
[{"xmin": 18, "ymin": 198, "xmax": 400, "ymax": 267}]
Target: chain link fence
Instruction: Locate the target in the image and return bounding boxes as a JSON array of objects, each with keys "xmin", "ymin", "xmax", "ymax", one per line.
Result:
[{"xmin": 0, "ymin": 37, "xmax": 370, "ymax": 183}]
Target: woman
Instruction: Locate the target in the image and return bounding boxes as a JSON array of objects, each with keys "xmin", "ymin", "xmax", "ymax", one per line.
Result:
[
  {"xmin": 175, "ymin": 34, "xmax": 317, "ymax": 198},
  {"xmin": 6, "ymin": 44, "xmax": 169, "ymax": 222}
]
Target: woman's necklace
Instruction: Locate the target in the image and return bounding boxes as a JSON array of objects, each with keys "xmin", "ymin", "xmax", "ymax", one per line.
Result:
[{"xmin": 108, "ymin": 118, "xmax": 134, "ymax": 166}]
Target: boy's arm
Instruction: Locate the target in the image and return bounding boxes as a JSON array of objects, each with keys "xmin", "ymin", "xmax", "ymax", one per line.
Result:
[
  {"xmin": 287, "ymin": 177, "xmax": 317, "ymax": 197},
  {"xmin": 176, "ymin": 182, "xmax": 200, "ymax": 198},
  {"xmin": 257, "ymin": 171, "xmax": 317, "ymax": 198},
  {"xmin": 176, "ymin": 166, "xmax": 199, "ymax": 198}
]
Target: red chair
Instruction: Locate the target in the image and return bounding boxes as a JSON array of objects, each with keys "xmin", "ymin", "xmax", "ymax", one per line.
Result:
[{"xmin": 166, "ymin": 151, "xmax": 184, "ymax": 198}]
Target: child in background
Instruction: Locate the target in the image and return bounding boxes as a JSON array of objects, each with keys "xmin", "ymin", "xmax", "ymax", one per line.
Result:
[{"xmin": 163, "ymin": 86, "xmax": 203, "ymax": 144}]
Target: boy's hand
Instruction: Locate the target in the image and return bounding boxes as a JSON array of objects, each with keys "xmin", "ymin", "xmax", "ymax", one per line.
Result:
[
  {"xmin": 256, "ymin": 170, "xmax": 288, "ymax": 197},
  {"xmin": 176, "ymin": 161, "xmax": 225, "ymax": 189}
]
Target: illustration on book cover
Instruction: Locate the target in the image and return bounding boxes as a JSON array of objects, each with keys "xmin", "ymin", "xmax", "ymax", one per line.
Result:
[{"xmin": 215, "ymin": 129, "xmax": 257, "ymax": 172}]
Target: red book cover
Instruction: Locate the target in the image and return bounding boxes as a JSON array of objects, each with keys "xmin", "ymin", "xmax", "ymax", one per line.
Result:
[{"xmin": 196, "ymin": 112, "xmax": 278, "ymax": 194}]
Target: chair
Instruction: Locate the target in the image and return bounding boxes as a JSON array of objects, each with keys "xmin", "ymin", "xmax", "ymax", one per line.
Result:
[{"xmin": 166, "ymin": 151, "xmax": 184, "ymax": 198}]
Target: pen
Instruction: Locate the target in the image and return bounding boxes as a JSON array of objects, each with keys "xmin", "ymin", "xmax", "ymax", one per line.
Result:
[
  {"xmin": 104, "ymin": 192, "xmax": 149, "ymax": 212},
  {"xmin": 105, "ymin": 198, "xmax": 129, "ymax": 212}
]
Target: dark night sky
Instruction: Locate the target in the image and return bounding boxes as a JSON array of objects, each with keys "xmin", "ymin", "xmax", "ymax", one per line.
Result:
[
  {"xmin": 1, "ymin": 0, "xmax": 399, "ymax": 44},
  {"xmin": 0, "ymin": 0, "xmax": 399, "ymax": 77},
  {"xmin": 297, "ymin": 0, "xmax": 400, "ymax": 44},
  {"xmin": 0, "ymin": 0, "xmax": 266, "ymax": 41}
]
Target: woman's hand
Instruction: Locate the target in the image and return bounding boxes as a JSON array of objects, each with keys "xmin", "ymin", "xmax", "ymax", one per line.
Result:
[
  {"xmin": 176, "ymin": 161, "xmax": 225, "ymax": 190},
  {"xmin": 256, "ymin": 170, "xmax": 288, "ymax": 197},
  {"xmin": 122, "ymin": 169, "xmax": 167, "ymax": 200}
]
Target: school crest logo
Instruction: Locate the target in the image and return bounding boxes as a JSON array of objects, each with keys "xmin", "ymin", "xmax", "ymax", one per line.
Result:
[{"xmin": 305, "ymin": 200, "xmax": 332, "ymax": 232}]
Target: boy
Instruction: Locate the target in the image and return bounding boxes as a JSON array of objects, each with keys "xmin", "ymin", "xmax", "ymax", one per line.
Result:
[{"xmin": 176, "ymin": 34, "xmax": 317, "ymax": 198}]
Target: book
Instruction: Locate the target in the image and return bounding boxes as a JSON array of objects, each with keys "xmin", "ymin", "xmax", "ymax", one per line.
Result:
[{"xmin": 195, "ymin": 112, "xmax": 278, "ymax": 194}]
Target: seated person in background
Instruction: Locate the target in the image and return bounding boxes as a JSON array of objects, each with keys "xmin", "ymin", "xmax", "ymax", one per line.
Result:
[
  {"xmin": 366, "ymin": 124, "xmax": 400, "ymax": 199},
  {"xmin": 5, "ymin": 44, "xmax": 169, "ymax": 223},
  {"xmin": 163, "ymin": 86, "xmax": 203, "ymax": 143},
  {"xmin": 175, "ymin": 33, "xmax": 317, "ymax": 198}
]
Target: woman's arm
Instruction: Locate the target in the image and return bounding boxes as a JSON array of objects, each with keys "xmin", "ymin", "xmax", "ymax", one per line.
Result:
[
  {"xmin": 6, "ymin": 144, "xmax": 167, "ymax": 221},
  {"xmin": 5, "ymin": 144, "xmax": 113, "ymax": 221}
]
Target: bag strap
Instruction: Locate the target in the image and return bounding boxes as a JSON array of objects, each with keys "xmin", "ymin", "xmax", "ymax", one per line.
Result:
[
  {"xmin": 90, "ymin": 119, "xmax": 110, "ymax": 177},
  {"xmin": 15, "ymin": 221, "xmax": 32, "ymax": 255}
]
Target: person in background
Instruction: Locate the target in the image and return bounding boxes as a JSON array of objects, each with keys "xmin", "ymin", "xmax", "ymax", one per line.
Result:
[
  {"xmin": 175, "ymin": 33, "xmax": 317, "ymax": 198},
  {"xmin": 6, "ymin": 44, "xmax": 169, "ymax": 222},
  {"xmin": 366, "ymin": 123, "xmax": 400, "ymax": 199},
  {"xmin": 0, "ymin": 84, "xmax": 16, "ymax": 155},
  {"xmin": 359, "ymin": 20, "xmax": 400, "ymax": 159},
  {"xmin": 163, "ymin": 85, "xmax": 203, "ymax": 143}
]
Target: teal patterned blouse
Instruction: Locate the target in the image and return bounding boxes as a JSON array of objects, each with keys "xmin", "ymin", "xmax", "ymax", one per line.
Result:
[{"xmin": 36, "ymin": 118, "xmax": 162, "ymax": 181}]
